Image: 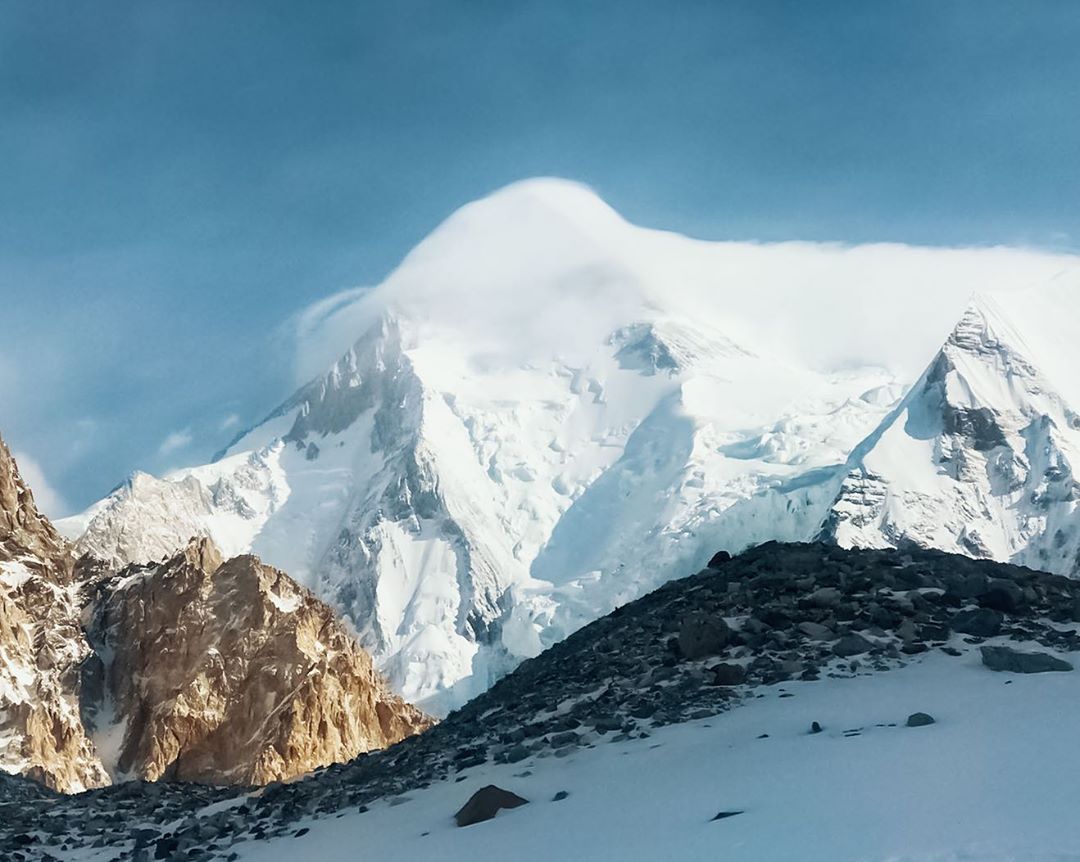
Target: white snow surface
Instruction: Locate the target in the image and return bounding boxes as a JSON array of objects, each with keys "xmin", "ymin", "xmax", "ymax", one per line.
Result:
[
  {"xmin": 195, "ymin": 650, "xmax": 1080, "ymax": 862},
  {"xmin": 58, "ymin": 179, "xmax": 1080, "ymax": 711}
]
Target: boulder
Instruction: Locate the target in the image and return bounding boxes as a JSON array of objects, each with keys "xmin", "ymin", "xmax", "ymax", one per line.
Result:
[
  {"xmin": 905, "ymin": 712, "xmax": 935, "ymax": 727},
  {"xmin": 757, "ymin": 608, "xmax": 793, "ymax": 630},
  {"xmin": 979, "ymin": 579, "xmax": 1024, "ymax": 613},
  {"xmin": 678, "ymin": 613, "xmax": 731, "ymax": 660},
  {"xmin": 709, "ymin": 663, "xmax": 747, "ymax": 686},
  {"xmin": 808, "ymin": 587, "xmax": 842, "ymax": 608},
  {"xmin": 951, "ymin": 608, "xmax": 1003, "ymax": 638},
  {"xmin": 707, "ymin": 550, "xmax": 732, "ymax": 568},
  {"xmin": 797, "ymin": 621, "xmax": 833, "ymax": 640},
  {"xmin": 833, "ymin": 634, "xmax": 873, "ymax": 657},
  {"xmin": 980, "ymin": 646, "xmax": 1073, "ymax": 674},
  {"xmin": 454, "ymin": 785, "xmax": 529, "ymax": 827}
]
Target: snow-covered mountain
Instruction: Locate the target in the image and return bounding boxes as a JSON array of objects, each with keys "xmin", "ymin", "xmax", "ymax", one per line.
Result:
[
  {"xmin": 58, "ymin": 179, "xmax": 1080, "ymax": 712},
  {"xmin": 60, "ymin": 180, "xmax": 910, "ymax": 711},
  {"xmin": 823, "ymin": 282, "xmax": 1080, "ymax": 575}
]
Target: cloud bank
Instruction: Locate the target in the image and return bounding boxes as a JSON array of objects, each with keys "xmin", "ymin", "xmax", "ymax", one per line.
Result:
[
  {"xmin": 13, "ymin": 450, "xmax": 68, "ymax": 520},
  {"xmin": 289, "ymin": 179, "xmax": 1080, "ymax": 387}
]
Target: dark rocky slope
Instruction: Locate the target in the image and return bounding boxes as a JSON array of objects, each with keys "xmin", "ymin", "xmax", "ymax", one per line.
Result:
[{"xmin": 5, "ymin": 541, "xmax": 1079, "ymax": 860}]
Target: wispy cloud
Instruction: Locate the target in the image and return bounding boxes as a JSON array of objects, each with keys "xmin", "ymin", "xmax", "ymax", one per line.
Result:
[
  {"xmin": 220, "ymin": 413, "xmax": 240, "ymax": 431},
  {"xmin": 13, "ymin": 450, "xmax": 68, "ymax": 519},
  {"xmin": 158, "ymin": 429, "xmax": 193, "ymax": 456}
]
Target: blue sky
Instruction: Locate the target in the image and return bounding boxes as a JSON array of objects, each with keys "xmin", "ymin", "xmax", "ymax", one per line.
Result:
[{"xmin": 2, "ymin": 1, "xmax": 1079, "ymax": 514}]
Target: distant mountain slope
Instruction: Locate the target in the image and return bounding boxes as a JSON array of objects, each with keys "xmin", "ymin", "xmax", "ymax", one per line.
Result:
[
  {"xmin": 60, "ymin": 179, "xmax": 906, "ymax": 712},
  {"xmin": 824, "ymin": 286, "xmax": 1080, "ymax": 574}
]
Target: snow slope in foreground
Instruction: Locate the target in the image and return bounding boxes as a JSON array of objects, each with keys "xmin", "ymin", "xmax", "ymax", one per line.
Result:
[{"xmin": 230, "ymin": 651, "xmax": 1080, "ymax": 862}]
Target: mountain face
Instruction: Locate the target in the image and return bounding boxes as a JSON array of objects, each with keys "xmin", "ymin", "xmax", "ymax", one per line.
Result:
[
  {"xmin": 79, "ymin": 538, "xmax": 431, "ymax": 785},
  {"xmin": 58, "ymin": 181, "xmax": 1080, "ymax": 712},
  {"xmin": 61, "ymin": 180, "xmax": 905, "ymax": 711},
  {"xmin": 823, "ymin": 289, "xmax": 1080, "ymax": 575},
  {"xmin": 0, "ymin": 439, "xmax": 427, "ymax": 791},
  {"xmin": 0, "ymin": 437, "xmax": 109, "ymax": 792}
]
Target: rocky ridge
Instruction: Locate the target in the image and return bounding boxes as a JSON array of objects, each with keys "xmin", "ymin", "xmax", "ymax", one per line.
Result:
[
  {"xmin": 0, "ymin": 436, "xmax": 108, "ymax": 792},
  {"xmin": 79, "ymin": 539, "xmax": 431, "ymax": 785},
  {"xmin": 6, "ymin": 541, "xmax": 1079, "ymax": 860},
  {"xmin": 0, "ymin": 438, "xmax": 429, "ymax": 793}
]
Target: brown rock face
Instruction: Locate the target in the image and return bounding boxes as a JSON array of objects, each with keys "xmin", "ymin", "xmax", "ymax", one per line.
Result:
[
  {"xmin": 0, "ymin": 435, "xmax": 67, "ymax": 564},
  {"xmin": 82, "ymin": 538, "xmax": 431, "ymax": 785},
  {"xmin": 0, "ymin": 436, "xmax": 430, "ymax": 791},
  {"xmin": 0, "ymin": 436, "xmax": 110, "ymax": 792}
]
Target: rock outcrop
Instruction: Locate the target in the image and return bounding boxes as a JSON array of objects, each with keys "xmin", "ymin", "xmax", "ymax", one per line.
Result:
[
  {"xmin": 0, "ymin": 435, "xmax": 109, "ymax": 792},
  {"xmin": 80, "ymin": 538, "xmax": 431, "ymax": 784},
  {"xmin": 0, "ymin": 436, "xmax": 429, "ymax": 791},
  {"xmin": 454, "ymin": 785, "xmax": 529, "ymax": 826}
]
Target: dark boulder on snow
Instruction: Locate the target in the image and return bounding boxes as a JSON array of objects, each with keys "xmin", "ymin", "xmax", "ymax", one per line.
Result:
[
  {"xmin": 709, "ymin": 663, "xmax": 747, "ymax": 686},
  {"xmin": 678, "ymin": 612, "xmax": 731, "ymax": 659},
  {"xmin": 905, "ymin": 712, "xmax": 935, "ymax": 727},
  {"xmin": 951, "ymin": 608, "xmax": 1003, "ymax": 638},
  {"xmin": 797, "ymin": 621, "xmax": 833, "ymax": 640},
  {"xmin": 833, "ymin": 634, "xmax": 873, "ymax": 657},
  {"xmin": 978, "ymin": 578, "xmax": 1025, "ymax": 613},
  {"xmin": 980, "ymin": 646, "xmax": 1073, "ymax": 674},
  {"xmin": 454, "ymin": 785, "xmax": 529, "ymax": 827}
]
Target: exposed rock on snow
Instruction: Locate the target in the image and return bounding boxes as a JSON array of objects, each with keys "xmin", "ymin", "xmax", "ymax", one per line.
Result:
[
  {"xmin": 980, "ymin": 645, "xmax": 1073, "ymax": 673},
  {"xmin": 677, "ymin": 612, "xmax": 731, "ymax": 659},
  {"xmin": 453, "ymin": 784, "xmax": 528, "ymax": 826},
  {"xmin": 950, "ymin": 608, "xmax": 1004, "ymax": 638}
]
